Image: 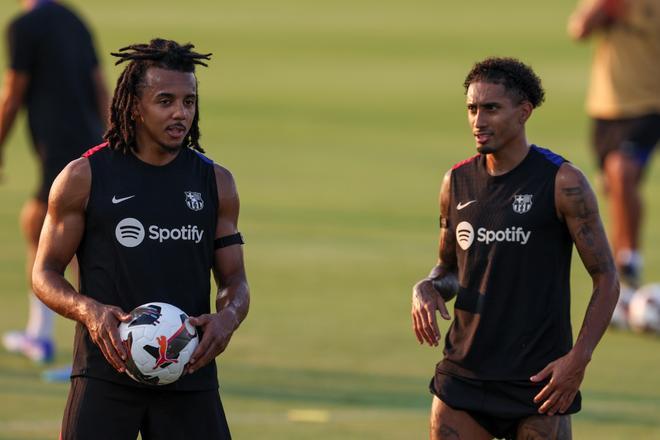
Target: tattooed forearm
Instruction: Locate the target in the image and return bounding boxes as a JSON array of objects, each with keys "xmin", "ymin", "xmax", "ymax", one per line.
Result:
[
  {"xmin": 581, "ymin": 283, "xmax": 617, "ymax": 340},
  {"xmin": 576, "ymin": 223, "xmax": 614, "ymax": 275},
  {"xmin": 576, "ymin": 223, "xmax": 595, "ymax": 247},
  {"xmin": 585, "ymin": 287, "xmax": 601, "ymax": 317},
  {"xmin": 438, "ymin": 423, "xmax": 461, "ymax": 439},
  {"xmin": 566, "ymin": 183, "xmax": 615, "ymax": 276},
  {"xmin": 585, "ymin": 260, "xmax": 615, "ymax": 276},
  {"xmin": 575, "ymin": 223, "xmax": 615, "ymax": 275}
]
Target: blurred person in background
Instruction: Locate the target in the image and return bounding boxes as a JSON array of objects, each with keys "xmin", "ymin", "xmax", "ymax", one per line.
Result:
[
  {"xmin": 568, "ymin": 0, "xmax": 660, "ymax": 298},
  {"xmin": 0, "ymin": 0, "xmax": 108, "ymax": 365}
]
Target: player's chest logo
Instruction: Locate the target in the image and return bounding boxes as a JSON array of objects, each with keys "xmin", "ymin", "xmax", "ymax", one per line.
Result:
[
  {"xmin": 184, "ymin": 191, "xmax": 204, "ymax": 211},
  {"xmin": 512, "ymin": 194, "xmax": 533, "ymax": 214}
]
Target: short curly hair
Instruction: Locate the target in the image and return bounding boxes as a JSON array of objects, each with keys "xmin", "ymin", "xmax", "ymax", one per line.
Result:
[{"xmin": 463, "ymin": 57, "xmax": 545, "ymax": 108}]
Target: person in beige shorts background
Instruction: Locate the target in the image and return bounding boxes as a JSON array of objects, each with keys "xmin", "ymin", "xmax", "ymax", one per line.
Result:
[{"xmin": 568, "ymin": 0, "xmax": 660, "ymax": 298}]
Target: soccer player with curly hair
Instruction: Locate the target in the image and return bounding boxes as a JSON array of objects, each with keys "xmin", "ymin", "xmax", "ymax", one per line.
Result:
[{"xmin": 411, "ymin": 57, "xmax": 619, "ymax": 439}]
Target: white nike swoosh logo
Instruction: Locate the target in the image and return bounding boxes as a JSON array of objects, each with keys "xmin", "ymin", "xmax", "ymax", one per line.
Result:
[
  {"xmin": 112, "ymin": 195, "xmax": 136, "ymax": 204},
  {"xmin": 456, "ymin": 200, "xmax": 477, "ymax": 210}
]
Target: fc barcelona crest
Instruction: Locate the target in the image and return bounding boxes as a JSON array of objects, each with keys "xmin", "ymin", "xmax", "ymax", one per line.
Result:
[
  {"xmin": 512, "ymin": 194, "xmax": 533, "ymax": 214},
  {"xmin": 184, "ymin": 191, "xmax": 204, "ymax": 211}
]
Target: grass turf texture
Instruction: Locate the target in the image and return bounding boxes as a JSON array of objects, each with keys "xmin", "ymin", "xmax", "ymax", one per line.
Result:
[{"xmin": 0, "ymin": 0, "xmax": 659, "ymax": 438}]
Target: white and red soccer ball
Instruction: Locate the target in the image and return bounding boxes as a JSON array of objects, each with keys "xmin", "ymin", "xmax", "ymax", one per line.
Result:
[
  {"xmin": 119, "ymin": 302, "xmax": 199, "ymax": 385},
  {"xmin": 627, "ymin": 284, "xmax": 660, "ymax": 334}
]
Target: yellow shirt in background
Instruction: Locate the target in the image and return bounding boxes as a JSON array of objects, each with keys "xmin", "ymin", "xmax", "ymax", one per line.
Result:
[{"xmin": 587, "ymin": 0, "xmax": 660, "ymax": 118}]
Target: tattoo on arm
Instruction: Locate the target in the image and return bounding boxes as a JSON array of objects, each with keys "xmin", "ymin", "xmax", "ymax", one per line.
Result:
[
  {"xmin": 577, "ymin": 222, "xmax": 614, "ymax": 276},
  {"xmin": 562, "ymin": 187, "xmax": 581, "ymax": 196},
  {"xmin": 560, "ymin": 173, "xmax": 614, "ymax": 277},
  {"xmin": 576, "ymin": 223, "xmax": 595, "ymax": 247},
  {"xmin": 576, "ymin": 223, "xmax": 614, "ymax": 275},
  {"xmin": 438, "ymin": 423, "xmax": 461, "ymax": 439},
  {"xmin": 561, "ymin": 185, "xmax": 596, "ymax": 219},
  {"xmin": 585, "ymin": 257, "xmax": 615, "ymax": 276}
]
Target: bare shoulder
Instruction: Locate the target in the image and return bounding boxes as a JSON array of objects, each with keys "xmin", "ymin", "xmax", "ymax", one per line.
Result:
[
  {"xmin": 212, "ymin": 164, "xmax": 239, "ymax": 223},
  {"xmin": 439, "ymin": 168, "xmax": 452, "ymax": 199},
  {"xmin": 58, "ymin": 157, "xmax": 91, "ymax": 189},
  {"xmin": 439, "ymin": 168, "xmax": 453, "ymax": 212},
  {"xmin": 213, "ymin": 163, "xmax": 238, "ymax": 200},
  {"xmin": 440, "ymin": 168, "xmax": 452, "ymax": 190},
  {"xmin": 48, "ymin": 158, "xmax": 91, "ymax": 212},
  {"xmin": 556, "ymin": 162, "xmax": 589, "ymax": 189}
]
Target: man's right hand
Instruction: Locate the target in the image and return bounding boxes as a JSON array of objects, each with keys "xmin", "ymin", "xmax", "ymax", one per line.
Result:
[
  {"xmin": 82, "ymin": 301, "xmax": 132, "ymax": 373},
  {"xmin": 411, "ymin": 278, "xmax": 451, "ymax": 347}
]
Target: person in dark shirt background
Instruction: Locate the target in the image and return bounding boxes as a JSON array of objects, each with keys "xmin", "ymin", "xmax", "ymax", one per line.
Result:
[{"xmin": 0, "ymin": 0, "xmax": 109, "ymax": 365}]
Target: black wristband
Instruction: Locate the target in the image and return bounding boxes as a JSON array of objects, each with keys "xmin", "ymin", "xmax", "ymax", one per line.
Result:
[
  {"xmin": 431, "ymin": 274, "xmax": 459, "ymax": 302},
  {"xmin": 214, "ymin": 232, "xmax": 244, "ymax": 249}
]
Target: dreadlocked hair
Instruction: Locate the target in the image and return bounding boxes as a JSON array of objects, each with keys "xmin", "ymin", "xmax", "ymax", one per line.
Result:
[
  {"xmin": 463, "ymin": 57, "xmax": 545, "ymax": 108},
  {"xmin": 104, "ymin": 38, "xmax": 212, "ymax": 154}
]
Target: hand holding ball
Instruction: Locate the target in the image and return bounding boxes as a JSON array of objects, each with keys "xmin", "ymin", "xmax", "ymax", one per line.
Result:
[{"xmin": 118, "ymin": 302, "xmax": 199, "ymax": 385}]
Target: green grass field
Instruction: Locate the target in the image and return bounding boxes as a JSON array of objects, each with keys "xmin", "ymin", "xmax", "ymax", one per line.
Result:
[{"xmin": 1, "ymin": 0, "xmax": 659, "ymax": 438}]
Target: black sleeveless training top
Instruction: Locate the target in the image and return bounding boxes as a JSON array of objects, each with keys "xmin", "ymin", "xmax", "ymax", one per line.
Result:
[
  {"xmin": 73, "ymin": 143, "xmax": 219, "ymax": 390},
  {"xmin": 438, "ymin": 145, "xmax": 574, "ymax": 381}
]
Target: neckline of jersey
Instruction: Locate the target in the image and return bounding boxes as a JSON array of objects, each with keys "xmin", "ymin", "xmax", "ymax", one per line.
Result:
[
  {"xmin": 484, "ymin": 144, "xmax": 537, "ymax": 183},
  {"xmin": 128, "ymin": 147, "xmax": 187, "ymax": 171}
]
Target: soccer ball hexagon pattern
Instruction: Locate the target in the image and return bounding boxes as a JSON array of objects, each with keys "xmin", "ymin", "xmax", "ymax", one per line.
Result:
[
  {"xmin": 119, "ymin": 302, "xmax": 199, "ymax": 385},
  {"xmin": 628, "ymin": 284, "xmax": 660, "ymax": 334}
]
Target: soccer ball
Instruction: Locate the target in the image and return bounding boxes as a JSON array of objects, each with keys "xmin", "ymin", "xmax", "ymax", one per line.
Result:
[
  {"xmin": 119, "ymin": 302, "xmax": 199, "ymax": 385},
  {"xmin": 610, "ymin": 284, "xmax": 635, "ymax": 329},
  {"xmin": 627, "ymin": 284, "xmax": 660, "ymax": 334}
]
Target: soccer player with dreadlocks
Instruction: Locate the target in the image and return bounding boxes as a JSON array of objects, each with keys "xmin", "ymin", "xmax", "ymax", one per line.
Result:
[{"xmin": 32, "ymin": 38, "xmax": 248, "ymax": 439}]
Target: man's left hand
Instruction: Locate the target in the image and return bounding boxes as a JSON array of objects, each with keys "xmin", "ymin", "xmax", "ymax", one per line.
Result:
[
  {"xmin": 185, "ymin": 308, "xmax": 239, "ymax": 374},
  {"xmin": 530, "ymin": 350, "xmax": 590, "ymax": 415}
]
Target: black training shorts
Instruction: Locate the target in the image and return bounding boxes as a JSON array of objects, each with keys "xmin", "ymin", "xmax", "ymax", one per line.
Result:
[
  {"xmin": 61, "ymin": 377, "xmax": 232, "ymax": 440},
  {"xmin": 430, "ymin": 372, "xmax": 580, "ymax": 439},
  {"xmin": 592, "ymin": 113, "xmax": 660, "ymax": 170}
]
